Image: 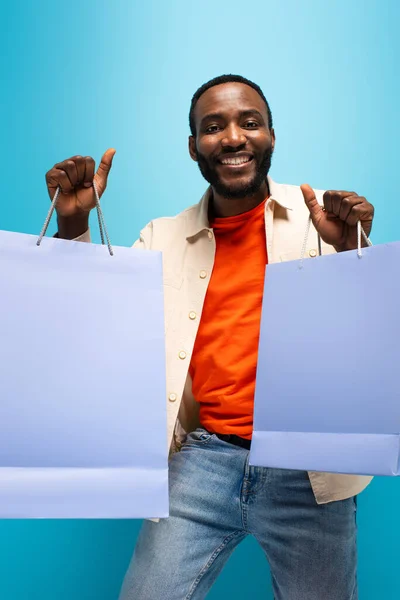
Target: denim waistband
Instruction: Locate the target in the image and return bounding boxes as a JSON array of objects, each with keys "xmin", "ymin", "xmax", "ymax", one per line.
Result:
[{"xmin": 212, "ymin": 432, "xmax": 251, "ymax": 451}]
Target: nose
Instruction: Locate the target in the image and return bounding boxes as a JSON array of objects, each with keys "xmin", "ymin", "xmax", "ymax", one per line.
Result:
[{"xmin": 221, "ymin": 123, "xmax": 247, "ymax": 149}]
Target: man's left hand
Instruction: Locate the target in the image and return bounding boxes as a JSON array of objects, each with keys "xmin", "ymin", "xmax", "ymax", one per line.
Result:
[{"xmin": 300, "ymin": 184, "xmax": 374, "ymax": 252}]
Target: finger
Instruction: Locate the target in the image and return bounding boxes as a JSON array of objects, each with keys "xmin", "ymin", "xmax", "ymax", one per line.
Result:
[
  {"xmin": 72, "ymin": 155, "xmax": 86, "ymax": 185},
  {"xmin": 48, "ymin": 170, "xmax": 74, "ymax": 194},
  {"xmin": 323, "ymin": 190, "xmax": 356, "ymax": 216},
  {"xmin": 95, "ymin": 148, "xmax": 116, "ymax": 188},
  {"xmin": 45, "ymin": 169, "xmax": 60, "ymax": 200},
  {"xmin": 46, "ymin": 167, "xmax": 73, "ymax": 193},
  {"xmin": 300, "ymin": 184, "xmax": 324, "ymax": 225},
  {"xmin": 45, "ymin": 167, "xmax": 60, "ymax": 190},
  {"xmin": 55, "ymin": 160, "xmax": 78, "ymax": 189},
  {"xmin": 83, "ymin": 156, "xmax": 95, "ymax": 188},
  {"xmin": 339, "ymin": 196, "xmax": 365, "ymax": 222},
  {"xmin": 345, "ymin": 201, "xmax": 374, "ymax": 229}
]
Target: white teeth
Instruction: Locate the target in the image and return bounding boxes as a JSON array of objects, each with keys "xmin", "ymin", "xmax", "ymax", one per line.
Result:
[{"xmin": 221, "ymin": 156, "xmax": 251, "ymax": 165}]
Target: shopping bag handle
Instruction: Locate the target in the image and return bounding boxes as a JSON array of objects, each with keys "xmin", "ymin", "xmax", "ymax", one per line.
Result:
[
  {"xmin": 300, "ymin": 215, "xmax": 372, "ymax": 268},
  {"xmin": 36, "ymin": 181, "xmax": 114, "ymax": 256}
]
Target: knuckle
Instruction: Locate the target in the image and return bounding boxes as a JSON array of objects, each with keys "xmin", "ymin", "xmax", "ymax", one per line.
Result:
[
  {"xmin": 59, "ymin": 175, "xmax": 70, "ymax": 189},
  {"xmin": 51, "ymin": 170, "xmax": 65, "ymax": 184},
  {"xmin": 55, "ymin": 160, "xmax": 69, "ymax": 168}
]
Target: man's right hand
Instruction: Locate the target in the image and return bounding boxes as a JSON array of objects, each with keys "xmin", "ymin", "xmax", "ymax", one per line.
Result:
[{"xmin": 45, "ymin": 148, "xmax": 116, "ymax": 239}]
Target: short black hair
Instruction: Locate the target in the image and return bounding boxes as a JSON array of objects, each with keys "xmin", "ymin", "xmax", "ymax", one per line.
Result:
[{"xmin": 189, "ymin": 74, "xmax": 273, "ymax": 136}]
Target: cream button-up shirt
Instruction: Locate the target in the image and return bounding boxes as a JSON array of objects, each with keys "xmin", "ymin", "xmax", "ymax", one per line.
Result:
[{"xmin": 78, "ymin": 176, "xmax": 372, "ymax": 504}]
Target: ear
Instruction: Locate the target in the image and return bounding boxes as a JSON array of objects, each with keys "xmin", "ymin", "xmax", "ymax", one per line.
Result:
[
  {"xmin": 270, "ymin": 128, "xmax": 276, "ymax": 152},
  {"xmin": 188, "ymin": 136, "xmax": 197, "ymax": 162}
]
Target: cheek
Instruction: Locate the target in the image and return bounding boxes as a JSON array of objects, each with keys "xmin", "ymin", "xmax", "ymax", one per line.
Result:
[
  {"xmin": 250, "ymin": 132, "xmax": 271, "ymax": 150},
  {"xmin": 197, "ymin": 136, "xmax": 220, "ymax": 156}
]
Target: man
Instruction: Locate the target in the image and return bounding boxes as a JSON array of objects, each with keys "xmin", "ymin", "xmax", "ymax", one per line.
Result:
[{"xmin": 45, "ymin": 74, "xmax": 374, "ymax": 600}]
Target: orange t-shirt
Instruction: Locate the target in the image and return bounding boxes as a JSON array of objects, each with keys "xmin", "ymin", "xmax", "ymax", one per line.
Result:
[{"xmin": 189, "ymin": 198, "xmax": 268, "ymax": 440}]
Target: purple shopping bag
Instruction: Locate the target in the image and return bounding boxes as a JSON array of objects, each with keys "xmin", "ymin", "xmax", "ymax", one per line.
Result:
[
  {"xmin": 250, "ymin": 236, "xmax": 400, "ymax": 476},
  {"xmin": 0, "ymin": 229, "xmax": 168, "ymax": 518}
]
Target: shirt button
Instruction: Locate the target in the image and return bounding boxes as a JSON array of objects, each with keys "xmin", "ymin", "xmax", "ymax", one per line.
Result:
[
  {"xmin": 199, "ymin": 270, "xmax": 207, "ymax": 279},
  {"xmin": 309, "ymin": 249, "xmax": 317, "ymax": 258},
  {"xmin": 189, "ymin": 311, "xmax": 197, "ymax": 320},
  {"xmin": 168, "ymin": 393, "xmax": 177, "ymax": 403},
  {"xmin": 208, "ymin": 231, "xmax": 213, "ymax": 240},
  {"xmin": 178, "ymin": 351, "xmax": 187, "ymax": 360}
]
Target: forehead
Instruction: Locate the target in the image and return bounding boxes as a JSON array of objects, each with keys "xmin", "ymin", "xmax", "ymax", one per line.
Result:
[{"xmin": 194, "ymin": 82, "xmax": 267, "ymax": 123}]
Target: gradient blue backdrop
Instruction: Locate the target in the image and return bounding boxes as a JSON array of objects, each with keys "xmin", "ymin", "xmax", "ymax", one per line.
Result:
[{"xmin": 1, "ymin": 1, "xmax": 399, "ymax": 598}]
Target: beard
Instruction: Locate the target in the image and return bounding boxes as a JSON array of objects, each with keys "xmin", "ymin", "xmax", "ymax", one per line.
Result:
[{"xmin": 195, "ymin": 145, "xmax": 273, "ymax": 199}]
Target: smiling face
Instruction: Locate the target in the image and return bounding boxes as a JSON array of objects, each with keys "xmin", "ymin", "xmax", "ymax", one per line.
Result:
[{"xmin": 189, "ymin": 82, "xmax": 275, "ymax": 199}]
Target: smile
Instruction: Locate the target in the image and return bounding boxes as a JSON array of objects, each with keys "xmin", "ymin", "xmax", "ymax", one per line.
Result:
[{"xmin": 219, "ymin": 155, "xmax": 253, "ymax": 166}]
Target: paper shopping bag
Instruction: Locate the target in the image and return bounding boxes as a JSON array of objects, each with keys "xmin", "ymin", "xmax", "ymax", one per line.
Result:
[
  {"xmin": 0, "ymin": 230, "xmax": 168, "ymax": 518},
  {"xmin": 250, "ymin": 241, "xmax": 400, "ymax": 476}
]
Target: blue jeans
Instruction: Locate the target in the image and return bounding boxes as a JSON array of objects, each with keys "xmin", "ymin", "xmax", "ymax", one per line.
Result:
[{"xmin": 119, "ymin": 428, "xmax": 358, "ymax": 600}]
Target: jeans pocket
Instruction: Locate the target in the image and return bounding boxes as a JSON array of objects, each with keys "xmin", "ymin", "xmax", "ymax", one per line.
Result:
[{"xmin": 183, "ymin": 428, "xmax": 214, "ymax": 447}]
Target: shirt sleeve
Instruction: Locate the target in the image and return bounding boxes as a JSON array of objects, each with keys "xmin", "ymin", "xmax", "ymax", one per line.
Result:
[
  {"xmin": 132, "ymin": 221, "xmax": 153, "ymax": 250},
  {"xmin": 73, "ymin": 230, "xmax": 91, "ymax": 243}
]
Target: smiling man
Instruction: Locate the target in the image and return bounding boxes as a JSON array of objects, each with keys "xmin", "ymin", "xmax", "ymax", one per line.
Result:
[
  {"xmin": 46, "ymin": 74, "xmax": 374, "ymax": 600},
  {"xmin": 191, "ymin": 84, "xmax": 274, "ymax": 213}
]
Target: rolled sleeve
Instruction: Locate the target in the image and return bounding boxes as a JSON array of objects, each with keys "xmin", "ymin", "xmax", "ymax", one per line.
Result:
[{"xmin": 73, "ymin": 229, "xmax": 91, "ymax": 243}]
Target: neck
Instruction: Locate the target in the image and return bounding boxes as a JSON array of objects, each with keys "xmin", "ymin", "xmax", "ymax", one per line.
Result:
[{"xmin": 210, "ymin": 180, "xmax": 270, "ymax": 218}]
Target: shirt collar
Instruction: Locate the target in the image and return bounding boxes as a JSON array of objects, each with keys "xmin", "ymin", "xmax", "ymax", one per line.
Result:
[{"xmin": 186, "ymin": 176, "xmax": 294, "ymax": 240}]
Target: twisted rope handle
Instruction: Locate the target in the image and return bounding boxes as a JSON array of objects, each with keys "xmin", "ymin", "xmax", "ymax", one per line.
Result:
[
  {"xmin": 299, "ymin": 214, "xmax": 372, "ymax": 268},
  {"xmin": 37, "ymin": 181, "xmax": 113, "ymax": 256}
]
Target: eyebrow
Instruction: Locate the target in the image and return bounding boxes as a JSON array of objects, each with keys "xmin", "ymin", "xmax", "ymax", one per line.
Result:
[{"xmin": 200, "ymin": 109, "xmax": 266, "ymax": 128}]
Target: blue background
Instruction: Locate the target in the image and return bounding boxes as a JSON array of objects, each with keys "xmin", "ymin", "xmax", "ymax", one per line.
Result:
[{"xmin": 1, "ymin": 0, "xmax": 399, "ymax": 598}]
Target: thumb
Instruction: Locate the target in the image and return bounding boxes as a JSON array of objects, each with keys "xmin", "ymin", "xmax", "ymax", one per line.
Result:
[
  {"xmin": 95, "ymin": 148, "xmax": 116, "ymax": 190},
  {"xmin": 300, "ymin": 183, "xmax": 324, "ymax": 226}
]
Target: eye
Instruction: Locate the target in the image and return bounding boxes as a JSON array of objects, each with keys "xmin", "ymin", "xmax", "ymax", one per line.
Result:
[
  {"xmin": 205, "ymin": 124, "xmax": 221, "ymax": 134},
  {"xmin": 243, "ymin": 121, "xmax": 258, "ymax": 129}
]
